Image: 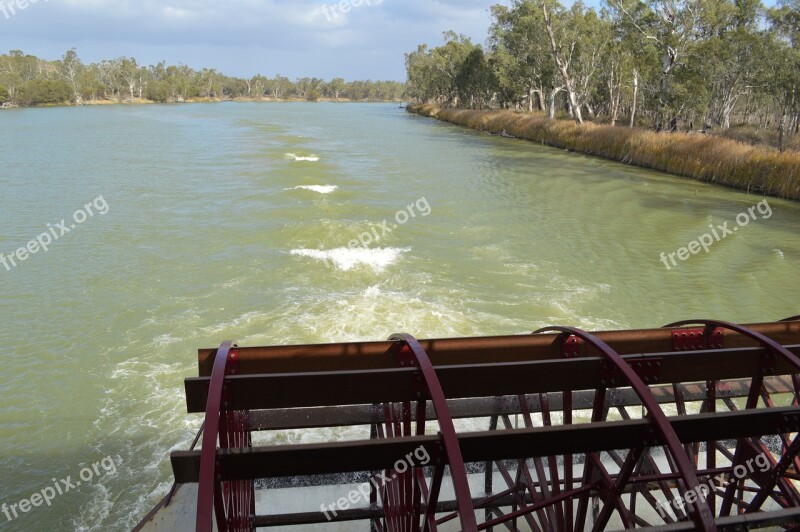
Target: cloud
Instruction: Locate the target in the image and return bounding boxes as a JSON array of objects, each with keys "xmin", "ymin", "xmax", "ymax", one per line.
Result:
[{"xmin": 0, "ymin": 0, "xmax": 497, "ymax": 80}]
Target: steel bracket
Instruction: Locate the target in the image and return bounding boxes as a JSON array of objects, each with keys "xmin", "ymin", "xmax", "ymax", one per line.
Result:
[
  {"xmin": 562, "ymin": 334, "xmax": 581, "ymax": 358},
  {"xmin": 600, "ymin": 358, "xmax": 663, "ymax": 386},
  {"xmin": 672, "ymin": 327, "xmax": 724, "ymax": 351}
]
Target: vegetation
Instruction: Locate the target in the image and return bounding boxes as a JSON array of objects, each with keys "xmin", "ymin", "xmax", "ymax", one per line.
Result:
[
  {"xmin": 409, "ymin": 103, "xmax": 800, "ymax": 200},
  {"xmin": 405, "ymin": 0, "xmax": 800, "ymax": 152},
  {"xmin": 0, "ymin": 50, "xmax": 405, "ymax": 107}
]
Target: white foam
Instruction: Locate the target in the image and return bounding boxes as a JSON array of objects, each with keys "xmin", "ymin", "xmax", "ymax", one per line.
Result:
[
  {"xmin": 201, "ymin": 310, "xmax": 269, "ymax": 335},
  {"xmin": 285, "ymin": 185, "xmax": 338, "ymax": 194},
  {"xmin": 285, "ymin": 153, "xmax": 320, "ymax": 162},
  {"xmin": 152, "ymin": 333, "xmax": 180, "ymax": 347},
  {"xmin": 290, "ymin": 247, "xmax": 409, "ymax": 272}
]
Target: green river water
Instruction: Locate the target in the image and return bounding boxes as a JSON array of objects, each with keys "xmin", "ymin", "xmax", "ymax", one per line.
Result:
[{"xmin": 0, "ymin": 102, "xmax": 798, "ymax": 530}]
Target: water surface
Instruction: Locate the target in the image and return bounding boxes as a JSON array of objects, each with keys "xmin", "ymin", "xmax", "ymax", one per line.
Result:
[{"xmin": 0, "ymin": 102, "xmax": 798, "ymax": 529}]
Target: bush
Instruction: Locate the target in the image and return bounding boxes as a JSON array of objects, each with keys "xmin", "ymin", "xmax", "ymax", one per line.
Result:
[
  {"xmin": 306, "ymin": 89, "xmax": 321, "ymax": 102},
  {"xmin": 145, "ymin": 80, "xmax": 170, "ymax": 103},
  {"xmin": 0, "ymin": 86, "xmax": 8, "ymax": 104},
  {"xmin": 16, "ymin": 79, "xmax": 72, "ymax": 106}
]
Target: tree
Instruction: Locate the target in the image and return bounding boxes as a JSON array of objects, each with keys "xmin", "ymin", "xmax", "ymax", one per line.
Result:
[
  {"xmin": 489, "ymin": 2, "xmax": 561, "ymax": 113},
  {"xmin": 0, "ymin": 50, "xmax": 38, "ymax": 102},
  {"xmin": 58, "ymin": 49, "xmax": 84, "ymax": 103},
  {"xmin": 118, "ymin": 57, "xmax": 140, "ymax": 99},
  {"xmin": 537, "ymin": 0, "xmax": 600, "ymax": 124},
  {"xmin": 455, "ymin": 47, "xmax": 497, "ymax": 109},
  {"xmin": 405, "ymin": 44, "xmax": 441, "ymax": 103},
  {"xmin": 327, "ymin": 77, "xmax": 346, "ymax": 99},
  {"xmin": 607, "ymin": 0, "xmax": 703, "ymax": 130},
  {"xmin": 404, "ymin": 33, "xmax": 478, "ymax": 107},
  {"xmin": 250, "ymin": 75, "xmax": 268, "ymax": 98},
  {"xmin": 0, "ymin": 50, "xmax": 405, "ymax": 107},
  {"xmin": 268, "ymin": 75, "xmax": 290, "ymax": 99},
  {"xmin": 767, "ymin": 0, "xmax": 800, "ymax": 149}
]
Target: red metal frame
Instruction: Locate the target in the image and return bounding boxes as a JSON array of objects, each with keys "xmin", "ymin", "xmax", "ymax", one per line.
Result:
[
  {"xmin": 666, "ymin": 320, "xmax": 800, "ymax": 520},
  {"xmin": 173, "ymin": 318, "xmax": 800, "ymax": 531},
  {"xmin": 375, "ymin": 323, "xmax": 800, "ymax": 531},
  {"xmin": 196, "ymin": 341, "xmax": 255, "ymax": 532},
  {"xmin": 535, "ymin": 326, "xmax": 717, "ymax": 531},
  {"xmin": 373, "ymin": 333, "xmax": 477, "ymax": 532}
]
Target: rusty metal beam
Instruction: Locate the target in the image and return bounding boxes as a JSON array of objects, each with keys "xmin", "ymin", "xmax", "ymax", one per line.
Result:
[
  {"xmin": 246, "ymin": 376, "xmax": 795, "ymax": 430},
  {"xmin": 197, "ymin": 321, "xmax": 800, "ymax": 376},
  {"xmin": 185, "ymin": 346, "xmax": 800, "ymax": 412},
  {"xmin": 171, "ymin": 406, "xmax": 800, "ymax": 483}
]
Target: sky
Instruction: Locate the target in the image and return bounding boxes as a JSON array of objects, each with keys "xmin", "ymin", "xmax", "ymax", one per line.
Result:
[
  {"xmin": 3, "ymin": 0, "xmax": 780, "ymax": 82},
  {"xmin": 0, "ymin": 0, "xmax": 509, "ymax": 81}
]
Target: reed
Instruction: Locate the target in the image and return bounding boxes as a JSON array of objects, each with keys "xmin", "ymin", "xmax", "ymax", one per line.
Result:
[{"xmin": 409, "ymin": 104, "xmax": 800, "ymax": 201}]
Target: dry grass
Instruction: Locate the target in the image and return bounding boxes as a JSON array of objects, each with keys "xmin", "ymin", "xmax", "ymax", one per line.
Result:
[
  {"xmin": 714, "ymin": 124, "xmax": 800, "ymax": 152},
  {"xmin": 409, "ymin": 104, "xmax": 800, "ymax": 201}
]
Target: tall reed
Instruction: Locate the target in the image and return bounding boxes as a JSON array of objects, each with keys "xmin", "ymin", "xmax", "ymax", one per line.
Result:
[{"xmin": 409, "ymin": 104, "xmax": 800, "ymax": 201}]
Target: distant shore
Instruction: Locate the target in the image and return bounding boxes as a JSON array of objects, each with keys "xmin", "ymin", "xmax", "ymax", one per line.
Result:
[
  {"xmin": 1, "ymin": 96, "xmax": 404, "ymax": 110},
  {"xmin": 408, "ymin": 104, "xmax": 800, "ymax": 202}
]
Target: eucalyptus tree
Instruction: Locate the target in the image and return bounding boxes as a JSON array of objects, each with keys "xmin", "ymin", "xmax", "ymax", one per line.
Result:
[
  {"xmin": 118, "ymin": 57, "xmax": 140, "ymax": 99},
  {"xmin": 687, "ymin": 0, "xmax": 765, "ymax": 128},
  {"xmin": 58, "ymin": 49, "xmax": 85, "ymax": 103},
  {"xmin": 405, "ymin": 44, "xmax": 441, "ymax": 103},
  {"xmin": 607, "ymin": 0, "xmax": 703, "ymax": 130},
  {"xmin": 326, "ymin": 77, "xmax": 346, "ymax": 99},
  {"xmin": 767, "ymin": 0, "xmax": 800, "ymax": 149},
  {"xmin": 405, "ymin": 34, "xmax": 479, "ymax": 106},
  {"xmin": 489, "ymin": 1, "xmax": 560, "ymax": 113},
  {"xmin": 538, "ymin": 0, "xmax": 587, "ymax": 123},
  {"xmin": 455, "ymin": 47, "xmax": 497, "ymax": 109},
  {"xmin": 0, "ymin": 54, "xmax": 24, "ymax": 102},
  {"xmin": 249, "ymin": 75, "xmax": 268, "ymax": 97},
  {"xmin": 269, "ymin": 75, "xmax": 291, "ymax": 99}
]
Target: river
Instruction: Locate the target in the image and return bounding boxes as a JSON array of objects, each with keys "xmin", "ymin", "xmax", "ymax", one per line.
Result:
[{"xmin": 0, "ymin": 102, "xmax": 798, "ymax": 530}]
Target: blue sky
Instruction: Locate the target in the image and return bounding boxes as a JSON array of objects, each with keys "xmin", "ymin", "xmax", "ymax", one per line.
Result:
[
  {"xmin": 0, "ymin": 0, "xmax": 779, "ymax": 81},
  {"xmin": 0, "ymin": 0, "xmax": 503, "ymax": 81}
]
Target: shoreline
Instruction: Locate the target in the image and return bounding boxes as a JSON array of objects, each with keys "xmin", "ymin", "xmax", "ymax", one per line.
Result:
[
  {"xmin": 0, "ymin": 96, "xmax": 404, "ymax": 110},
  {"xmin": 407, "ymin": 104, "xmax": 800, "ymax": 202}
]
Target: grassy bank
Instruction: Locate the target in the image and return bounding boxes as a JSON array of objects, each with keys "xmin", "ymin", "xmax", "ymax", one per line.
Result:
[{"xmin": 408, "ymin": 104, "xmax": 800, "ymax": 201}]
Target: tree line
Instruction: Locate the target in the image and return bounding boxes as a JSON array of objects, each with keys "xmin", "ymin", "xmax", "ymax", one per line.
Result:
[
  {"xmin": 405, "ymin": 0, "xmax": 800, "ymax": 149},
  {"xmin": 0, "ymin": 50, "xmax": 406, "ymax": 106}
]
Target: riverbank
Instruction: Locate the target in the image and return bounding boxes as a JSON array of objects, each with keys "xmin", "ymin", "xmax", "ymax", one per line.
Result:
[
  {"xmin": 0, "ymin": 96, "xmax": 402, "ymax": 110},
  {"xmin": 408, "ymin": 104, "xmax": 800, "ymax": 201}
]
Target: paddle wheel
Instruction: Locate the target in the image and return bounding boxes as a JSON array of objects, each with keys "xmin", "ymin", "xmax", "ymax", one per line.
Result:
[{"xmin": 135, "ymin": 315, "xmax": 800, "ymax": 531}]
